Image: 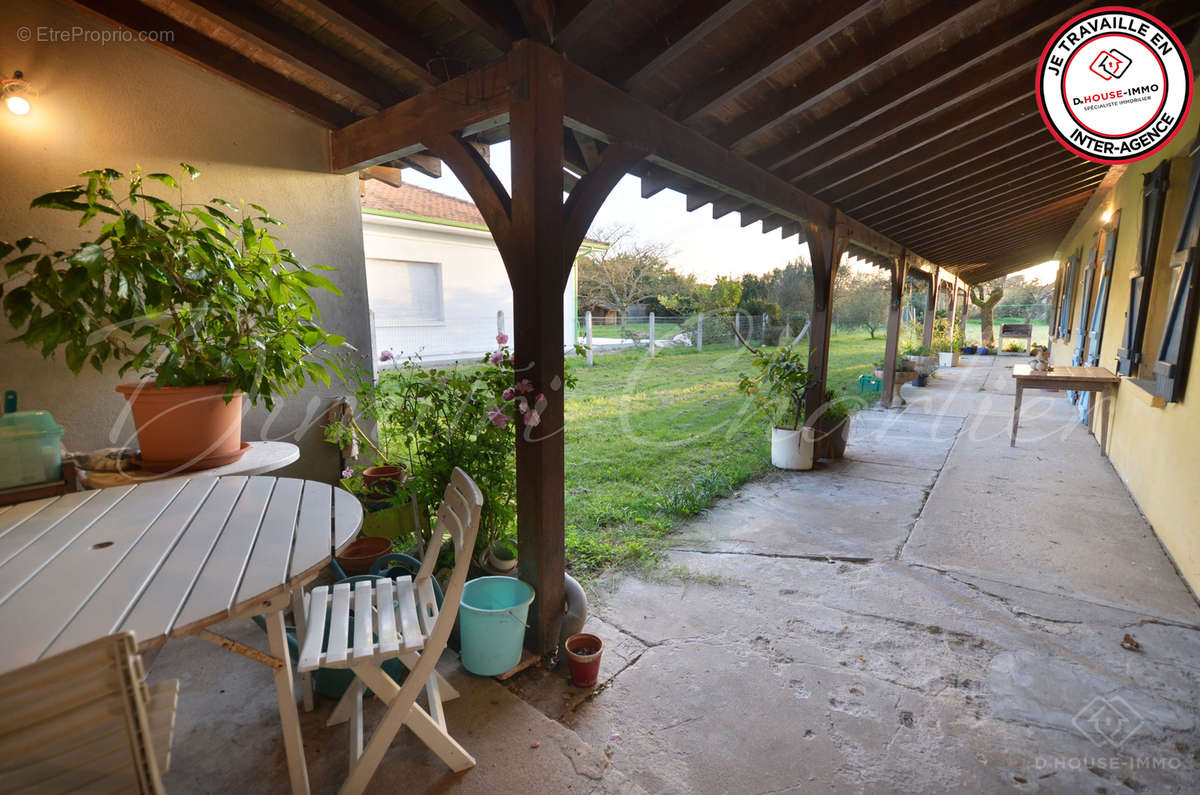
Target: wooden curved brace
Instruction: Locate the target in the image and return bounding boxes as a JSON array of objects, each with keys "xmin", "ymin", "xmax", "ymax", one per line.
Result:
[
  {"xmin": 427, "ymin": 133, "xmax": 514, "ymax": 262},
  {"xmin": 562, "ymin": 141, "xmax": 646, "ymax": 289}
]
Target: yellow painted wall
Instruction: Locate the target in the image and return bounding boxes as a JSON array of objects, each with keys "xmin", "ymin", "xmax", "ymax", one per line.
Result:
[
  {"xmin": 0, "ymin": 0, "xmax": 373, "ymax": 481},
  {"xmin": 1049, "ymin": 78, "xmax": 1200, "ymax": 593}
]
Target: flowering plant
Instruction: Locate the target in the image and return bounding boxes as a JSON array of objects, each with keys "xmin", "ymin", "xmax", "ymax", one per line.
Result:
[{"xmin": 327, "ymin": 333, "xmax": 572, "ymax": 558}]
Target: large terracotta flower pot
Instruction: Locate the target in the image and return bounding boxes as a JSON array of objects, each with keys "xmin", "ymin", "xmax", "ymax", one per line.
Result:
[{"xmin": 116, "ymin": 382, "xmax": 245, "ymax": 472}]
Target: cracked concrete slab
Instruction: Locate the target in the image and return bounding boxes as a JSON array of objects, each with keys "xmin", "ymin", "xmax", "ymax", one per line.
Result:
[{"xmin": 545, "ymin": 356, "xmax": 1200, "ymax": 794}]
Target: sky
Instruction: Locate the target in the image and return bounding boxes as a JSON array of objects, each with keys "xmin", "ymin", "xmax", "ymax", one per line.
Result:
[{"xmin": 402, "ymin": 141, "xmax": 1059, "ymax": 284}]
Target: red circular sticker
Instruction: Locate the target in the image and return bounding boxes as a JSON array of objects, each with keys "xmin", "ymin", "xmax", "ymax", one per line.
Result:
[{"xmin": 1037, "ymin": 6, "xmax": 1192, "ymax": 164}]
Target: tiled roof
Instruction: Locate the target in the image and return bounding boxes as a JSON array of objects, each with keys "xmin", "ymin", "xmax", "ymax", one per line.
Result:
[
  {"xmin": 361, "ymin": 179, "xmax": 608, "ymax": 248},
  {"xmin": 361, "ymin": 180, "xmax": 485, "ymax": 227}
]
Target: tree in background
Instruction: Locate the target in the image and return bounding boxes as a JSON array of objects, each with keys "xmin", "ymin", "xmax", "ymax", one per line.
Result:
[
  {"xmin": 995, "ymin": 275, "xmax": 1053, "ymax": 322},
  {"xmin": 834, "ymin": 271, "xmax": 891, "ymax": 338},
  {"xmin": 577, "ymin": 225, "xmax": 673, "ymax": 338},
  {"xmin": 970, "ymin": 277, "xmax": 1006, "ymax": 346},
  {"xmin": 763, "ymin": 257, "xmax": 815, "ymax": 324}
]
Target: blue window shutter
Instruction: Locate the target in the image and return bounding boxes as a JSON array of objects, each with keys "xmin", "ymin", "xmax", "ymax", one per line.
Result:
[
  {"xmin": 1117, "ymin": 161, "xmax": 1171, "ymax": 376},
  {"xmin": 1057, "ymin": 250, "xmax": 1079, "ymax": 340},
  {"xmin": 1152, "ymin": 139, "xmax": 1200, "ymax": 402},
  {"xmin": 1087, "ymin": 213, "xmax": 1120, "ymax": 367},
  {"xmin": 1072, "ymin": 235, "xmax": 1099, "ymax": 369}
]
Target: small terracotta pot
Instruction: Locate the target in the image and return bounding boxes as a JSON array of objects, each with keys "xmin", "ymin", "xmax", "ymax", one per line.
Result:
[
  {"xmin": 565, "ymin": 633, "xmax": 603, "ymax": 688},
  {"xmin": 116, "ymin": 382, "xmax": 245, "ymax": 472},
  {"xmin": 336, "ymin": 536, "xmax": 392, "ymax": 576},
  {"xmin": 363, "ymin": 465, "xmax": 407, "ymax": 499}
]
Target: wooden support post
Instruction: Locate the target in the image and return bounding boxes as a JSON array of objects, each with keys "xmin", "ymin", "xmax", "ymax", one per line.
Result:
[
  {"xmin": 804, "ymin": 218, "xmax": 847, "ymax": 426},
  {"xmin": 947, "ymin": 280, "xmax": 958, "ymax": 335},
  {"xmin": 922, "ymin": 269, "xmax": 938, "ymax": 349},
  {"xmin": 959, "ymin": 288, "xmax": 969, "ymax": 340},
  {"xmin": 881, "ymin": 253, "xmax": 909, "ymax": 409},
  {"xmin": 428, "ymin": 41, "xmax": 644, "ymax": 654}
]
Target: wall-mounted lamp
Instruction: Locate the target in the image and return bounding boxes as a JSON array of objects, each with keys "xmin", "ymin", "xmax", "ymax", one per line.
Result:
[
  {"xmin": 2, "ymin": 72, "xmax": 32, "ymax": 116},
  {"xmin": 1100, "ymin": 208, "xmax": 1113, "ymax": 224}
]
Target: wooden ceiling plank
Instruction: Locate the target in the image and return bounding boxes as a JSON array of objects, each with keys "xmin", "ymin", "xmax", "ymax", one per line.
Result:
[
  {"xmin": 748, "ymin": 0, "xmax": 1089, "ymax": 172},
  {"xmin": 180, "ymin": 0, "xmax": 403, "ymax": 106},
  {"xmin": 712, "ymin": 0, "xmax": 991, "ymax": 148},
  {"xmin": 613, "ymin": 0, "xmax": 757, "ymax": 89},
  {"xmin": 514, "ymin": 0, "xmax": 556, "ymax": 44},
  {"xmin": 71, "ymin": 0, "xmax": 359, "ymax": 127},
  {"xmin": 848, "ymin": 136, "xmax": 1060, "ymax": 218},
  {"xmin": 276, "ymin": 0, "xmax": 442, "ymax": 88},
  {"xmin": 893, "ymin": 175, "xmax": 1107, "ymax": 243},
  {"xmin": 792, "ymin": 79, "xmax": 1035, "ymax": 188},
  {"xmin": 675, "ymin": 0, "xmax": 880, "ymax": 123},
  {"xmin": 433, "ymin": 0, "xmax": 515, "ymax": 52},
  {"xmin": 867, "ymin": 158, "xmax": 1104, "ymax": 230},
  {"xmin": 907, "ymin": 194, "xmax": 1093, "ymax": 254},
  {"xmin": 555, "ymin": 0, "xmax": 609, "ymax": 50}
]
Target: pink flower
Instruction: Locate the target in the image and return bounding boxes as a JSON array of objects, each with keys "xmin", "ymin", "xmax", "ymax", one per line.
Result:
[
  {"xmin": 523, "ymin": 409, "xmax": 541, "ymax": 427},
  {"xmin": 490, "ymin": 351, "xmax": 504, "ymax": 365},
  {"xmin": 502, "ymin": 387, "xmax": 516, "ymax": 401},
  {"xmin": 487, "ymin": 407, "xmax": 512, "ymax": 428},
  {"xmin": 341, "ymin": 466, "xmax": 354, "ymax": 478},
  {"xmin": 515, "ymin": 379, "xmax": 534, "ymax": 395},
  {"xmin": 515, "ymin": 396, "xmax": 529, "ymax": 414},
  {"xmin": 534, "ymin": 393, "xmax": 545, "ymax": 406},
  {"xmin": 379, "ymin": 349, "xmax": 394, "ymax": 362},
  {"xmin": 496, "ymin": 332, "xmax": 509, "ymax": 345}
]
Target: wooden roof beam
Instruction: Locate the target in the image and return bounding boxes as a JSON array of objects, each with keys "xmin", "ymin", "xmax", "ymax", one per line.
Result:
[
  {"xmin": 72, "ymin": 0, "xmax": 358, "ymax": 127},
  {"xmin": 611, "ymin": 0, "xmax": 757, "ymax": 89},
  {"xmin": 712, "ymin": 196, "xmax": 744, "ymax": 220},
  {"xmin": 712, "ymin": 0, "xmax": 991, "ymax": 148},
  {"xmin": 275, "ymin": 0, "xmax": 444, "ymax": 88},
  {"xmin": 747, "ymin": 0, "xmax": 1090, "ymax": 172},
  {"xmin": 433, "ymin": 0, "xmax": 516, "ymax": 52},
  {"xmin": 792, "ymin": 79, "xmax": 1035, "ymax": 190},
  {"xmin": 674, "ymin": 0, "xmax": 879, "ymax": 123},
  {"xmin": 836, "ymin": 118, "xmax": 1051, "ymax": 209},
  {"xmin": 331, "ymin": 58, "xmax": 511, "ymax": 170},
  {"xmin": 739, "ymin": 205, "xmax": 770, "ymax": 227},
  {"xmin": 760, "ymin": 215, "xmax": 786, "ymax": 235},
  {"xmin": 554, "ymin": 0, "xmax": 607, "ymax": 49},
  {"xmin": 872, "ymin": 159, "xmax": 1106, "ymax": 232},
  {"xmin": 853, "ymin": 144, "xmax": 1068, "ymax": 224},
  {"xmin": 685, "ymin": 187, "xmax": 724, "ymax": 212},
  {"xmin": 176, "ymin": 0, "xmax": 406, "ymax": 107}
]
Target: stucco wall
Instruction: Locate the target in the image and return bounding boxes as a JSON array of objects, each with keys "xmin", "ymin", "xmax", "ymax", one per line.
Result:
[
  {"xmin": 1049, "ymin": 77, "xmax": 1200, "ymax": 593},
  {"xmin": 0, "ymin": 0, "xmax": 372, "ymax": 482},
  {"xmin": 363, "ymin": 212, "xmax": 578, "ymax": 367}
]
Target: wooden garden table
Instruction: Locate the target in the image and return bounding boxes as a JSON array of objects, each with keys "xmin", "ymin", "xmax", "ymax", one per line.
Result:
[
  {"xmin": 0, "ymin": 475, "xmax": 362, "ymax": 795},
  {"xmin": 1011, "ymin": 364, "xmax": 1120, "ymax": 455}
]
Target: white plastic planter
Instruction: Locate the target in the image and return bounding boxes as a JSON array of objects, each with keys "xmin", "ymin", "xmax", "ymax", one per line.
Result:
[
  {"xmin": 771, "ymin": 426, "xmax": 814, "ymax": 470},
  {"xmin": 937, "ymin": 352, "xmax": 960, "ymax": 367}
]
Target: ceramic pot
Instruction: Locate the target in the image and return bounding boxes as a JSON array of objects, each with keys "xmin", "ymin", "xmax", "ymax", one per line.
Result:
[
  {"xmin": 116, "ymin": 382, "xmax": 244, "ymax": 472},
  {"xmin": 770, "ymin": 426, "xmax": 814, "ymax": 470},
  {"xmin": 335, "ymin": 536, "xmax": 392, "ymax": 576},
  {"xmin": 565, "ymin": 633, "xmax": 603, "ymax": 688},
  {"xmin": 363, "ymin": 465, "xmax": 407, "ymax": 499}
]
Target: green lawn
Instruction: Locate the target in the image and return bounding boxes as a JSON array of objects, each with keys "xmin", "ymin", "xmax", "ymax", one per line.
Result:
[
  {"xmin": 564, "ymin": 330, "xmax": 885, "ymax": 576},
  {"xmin": 965, "ymin": 316, "xmax": 1051, "ymax": 346}
]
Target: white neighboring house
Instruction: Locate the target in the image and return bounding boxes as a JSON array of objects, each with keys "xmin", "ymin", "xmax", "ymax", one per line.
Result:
[{"xmin": 361, "ymin": 179, "xmax": 605, "ymax": 370}]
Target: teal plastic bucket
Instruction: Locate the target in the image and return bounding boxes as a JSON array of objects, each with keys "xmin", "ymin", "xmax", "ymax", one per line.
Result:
[{"xmin": 459, "ymin": 576, "xmax": 535, "ymax": 676}]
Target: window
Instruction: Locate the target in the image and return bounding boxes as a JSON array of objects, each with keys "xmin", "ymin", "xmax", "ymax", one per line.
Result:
[
  {"xmin": 1116, "ymin": 161, "xmax": 1170, "ymax": 376},
  {"xmin": 1151, "ymin": 138, "xmax": 1200, "ymax": 402},
  {"xmin": 1071, "ymin": 232, "xmax": 1100, "ymax": 366},
  {"xmin": 366, "ymin": 259, "xmax": 444, "ymax": 324},
  {"xmin": 1056, "ymin": 249, "xmax": 1079, "ymax": 340}
]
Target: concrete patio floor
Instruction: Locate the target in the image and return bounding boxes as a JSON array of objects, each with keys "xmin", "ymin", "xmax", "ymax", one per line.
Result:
[{"xmin": 149, "ymin": 355, "xmax": 1200, "ymax": 793}]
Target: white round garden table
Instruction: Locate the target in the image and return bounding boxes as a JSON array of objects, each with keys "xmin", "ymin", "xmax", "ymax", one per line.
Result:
[{"xmin": 0, "ymin": 475, "xmax": 362, "ymax": 794}]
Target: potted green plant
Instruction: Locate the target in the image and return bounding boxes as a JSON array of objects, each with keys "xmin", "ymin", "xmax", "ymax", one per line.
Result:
[
  {"xmin": 1, "ymin": 165, "xmax": 347, "ymax": 470},
  {"xmin": 738, "ymin": 344, "xmax": 814, "ymax": 470},
  {"xmin": 932, "ymin": 318, "xmax": 962, "ymax": 368},
  {"xmin": 812, "ymin": 386, "xmax": 856, "ymax": 459},
  {"xmin": 902, "ymin": 343, "xmax": 937, "ymax": 375}
]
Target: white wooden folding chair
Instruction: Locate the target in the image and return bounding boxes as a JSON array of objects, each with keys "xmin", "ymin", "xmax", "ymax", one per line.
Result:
[
  {"xmin": 0, "ymin": 633, "xmax": 179, "ymax": 794},
  {"xmin": 299, "ymin": 467, "xmax": 483, "ymax": 795}
]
